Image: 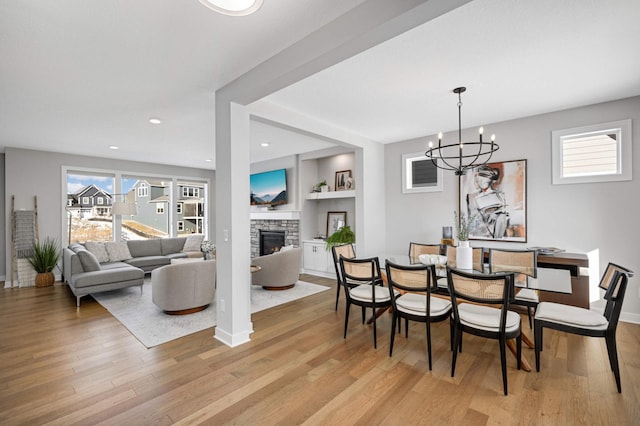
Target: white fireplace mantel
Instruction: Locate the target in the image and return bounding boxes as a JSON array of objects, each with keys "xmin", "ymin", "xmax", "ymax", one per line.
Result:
[{"xmin": 250, "ymin": 210, "xmax": 300, "ymax": 220}]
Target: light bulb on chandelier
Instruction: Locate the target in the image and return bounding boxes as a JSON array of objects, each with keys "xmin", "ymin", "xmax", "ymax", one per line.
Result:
[{"xmin": 425, "ymin": 87, "xmax": 499, "ymax": 176}]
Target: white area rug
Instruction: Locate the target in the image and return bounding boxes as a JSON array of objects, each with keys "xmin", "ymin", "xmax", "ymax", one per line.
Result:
[{"xmin": 93, "ymin": 280, "xmax": 329, "ymax": 348}]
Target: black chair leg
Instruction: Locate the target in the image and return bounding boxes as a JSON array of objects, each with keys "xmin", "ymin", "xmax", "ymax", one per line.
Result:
[
  {"xmin": 451, "ymin": 326, "xmax": 461, "ymax": 377},
  {"xmin": 344, "ymin": 302, "xmax": 351, "ymax": 339},
  {"xmin": 534, "ymin": 320, "xmax": 543, "ymax": 372},
  {"xmin": 605, "ymin": 332, "xmax": 622, "ymax": 393},
  {"xmin": 426, "ymin": 321, "xmax": 432, "ymax": 370},
  {"xmin": 499, "ymin": 336, "xmax": 508, "ymax": 395},
  {"xmin": 527, "ymin": 306, "xmax": 533, "ymax": 329},
  {"xmin": 361, "ymin": 306, "xmax": 365, "ymax": 324},
  {"xmin": 334, "ymin": 283, "xmax": 340, "ymax": 311},
  {"xmin": 405, "ymin": 318, "xmax": 409, "ymax": 337},
  {"xmin": 372, "ymin": 312, "xmax": 378, "ymax": 349},
  {"xmin": 389, "ymin": 312, "xmax": 397, "ymax": 356},
  {"xmin": 516, "ymin": 334, "xmax": 522, "ymax": 370},
  {"xmin": 449, "ymin": 318, "xmax": 454, "ymax": 352}
]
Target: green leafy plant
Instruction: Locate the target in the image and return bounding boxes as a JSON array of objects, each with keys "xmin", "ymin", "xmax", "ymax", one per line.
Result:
[
  {"xmin": 325, "ymin": 225, "xmax": 355, "ymax": 250},
  {"xmin": 312, "ymin": 179, "xmax": 328, "ymax": 192},
  {"xmin": 454, "ymin": 211, "xmax": 476, "ymax": 241},
  {"xmin": 27, "ymin": 237, "xmax": 61, "ymax": 273}
]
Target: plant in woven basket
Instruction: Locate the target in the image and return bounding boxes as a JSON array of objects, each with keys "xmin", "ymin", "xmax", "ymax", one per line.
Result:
[{"xmin": 28, "ymin": 237, "xmax": 61, "ymax": 287}]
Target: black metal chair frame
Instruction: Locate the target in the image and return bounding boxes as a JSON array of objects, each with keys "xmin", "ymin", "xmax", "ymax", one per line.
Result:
[
  {"xmin": 339, "ymin": 256, "xmax": 390, "ymax": 349},
  {"xmin": 447, "ymin": 267, "xmax": 521, "ymax": 395},
  {"xmin": 386, "ymin": 260, "xmax": 452, "ymax": 370},
  {"xmin": 534, "ymin": 262, "xmax": 633, "ymax": 393},
  {"xmin": 331, "ymin": 243, "xmax": 356, "ymax": 311}
]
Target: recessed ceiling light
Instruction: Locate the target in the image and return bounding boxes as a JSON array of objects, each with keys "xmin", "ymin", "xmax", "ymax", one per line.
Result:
[
  {"xmin": 260, "ymin": 142, "xmax": 270, "ymax": 147},
  {"xmin": 109, "ymin": 145, "xmax": 119, "ymax": 150},
  {"xmin": 205, "ymin": 159, "xmax": 213, "ymax": 163},
  {"xmin": 149, "ymin": 118, "xmax": 162, "ymax": 124},
  {"xmin": 198, "ymin": 0, "xmax": 263, "ymax": 16}
]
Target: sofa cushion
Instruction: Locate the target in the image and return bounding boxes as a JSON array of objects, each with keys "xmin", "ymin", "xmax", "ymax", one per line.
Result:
[
  {"xmin": 127, "ymin": 239, "xmax": 162, "ymax": 257},
  {"xmin": 105, "ymin": 241, "xmax": 133, "ymax": 262},
  {"xmin": 100, "ymin": 262, "xmax": 133, "ymax": 270},
  {"xmin": 161, "ymin": 237, "xmax": 186, "ymax": 255},
  {"xmin": 183, "ymin": 234, "xmax": 204, "ymax": 252},
  {"xmin": 69, "ymin": 243, "xmax": 84, "ymax": 253},
  {"xmin": 71, "ymin": 267, "xmax": 144, "ymax": 289},
  {"xmin": 85, "ymin": 242, "xmax": 110, "ymax": 263},
  {"xmin": 125, "ymin": 256, "xmax": 171, "ymax": 269},
  {"xmin": 76, "ymin": 250, "xmax": 101, "ymax": 272}
]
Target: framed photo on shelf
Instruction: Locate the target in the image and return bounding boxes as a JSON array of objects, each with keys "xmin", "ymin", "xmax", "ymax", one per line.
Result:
[
  {"xmin": 459, "ymin": 159, "xmax": 527, "ymax": 242},
  {"xmin": 326, "ymin": 211, "xmax": 347, "ymax": 236},
  {"xmin": 335, "ymin": 170, "xmax": 352, "ymax": 191}
]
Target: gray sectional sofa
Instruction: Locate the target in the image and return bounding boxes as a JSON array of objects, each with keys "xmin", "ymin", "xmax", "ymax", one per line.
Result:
[{"xmin": 63, "ymin": 236, "xmax": 204, "ymax": 306}]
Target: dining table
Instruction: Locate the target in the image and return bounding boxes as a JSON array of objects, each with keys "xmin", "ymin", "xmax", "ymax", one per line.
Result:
[{"xmin": 371, "ymin": 253, "xmax": 574, "ymax": 372}]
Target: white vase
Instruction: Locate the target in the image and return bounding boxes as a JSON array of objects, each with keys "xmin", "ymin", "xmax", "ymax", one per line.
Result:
[{"xmin": 457, "ymin": 240, "xmax": 472, "ymax": 270}]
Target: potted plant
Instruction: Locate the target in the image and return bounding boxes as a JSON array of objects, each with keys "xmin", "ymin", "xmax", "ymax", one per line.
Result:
[
  {"xmin": 454, "ymin": 211, "xmax": 476, "ymax": 245},
  {"xmin": 27, "ymin": 237, "xmax": 61, "ymax": 287},
  {"xmin": 325, "ymin": 225, "xmax": 355, "ymax": 250},
  {"xmin": 312, "ymin": 179, "xmax": 328, "ymax": 193}
]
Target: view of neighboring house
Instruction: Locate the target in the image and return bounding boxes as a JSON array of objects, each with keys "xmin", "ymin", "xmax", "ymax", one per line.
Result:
[
  {"xmin": 67, "ymin": 180, "xmax": 207, "ymax": 237},
  {"xmin": 66, "ymin": 184, "xmax": 112, "ymax": 219}
]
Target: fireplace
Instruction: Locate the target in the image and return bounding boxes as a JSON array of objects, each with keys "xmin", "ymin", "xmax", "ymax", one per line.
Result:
[{"xmin": 260, "ymin": 230, "xmax": 285, "ymax": 255}]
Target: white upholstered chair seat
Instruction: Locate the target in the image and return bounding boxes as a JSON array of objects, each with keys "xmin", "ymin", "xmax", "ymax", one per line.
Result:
[
  {"xmin": 458, "ymin": 303, "xmax": 520, "ymax": 333},
  {"xmin": 515, "ymin": 288, "xmax": 539, "ymax": 302},
  {"xmin": 395, "ymin": 293, "xmax": 452, "ymax": 316},
  {"xmin": 535, "ymin": 302, "xmax": 608, "ymax": 330},
  {"xmin": 349, "ymin": 284, "xmax": 392, "ymax": 303}
]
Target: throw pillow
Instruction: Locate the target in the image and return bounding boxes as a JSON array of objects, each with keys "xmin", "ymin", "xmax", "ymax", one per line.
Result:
[
  {"xmin": 279, "ymin": 245, "xmax": 294, "ymax": 252},
  {"xmin": 104, "ymin": 241, "xmax": 133, "ymax": 262},
  {"xmin": 76, "ymin": 250, "xmax": 101, "ymax": 272},
  {"xmin": 85, "ymin": 242, "xmax": 109, "ymax": 263},
  {"xmin": 183, "ymin": 234, "xmax": 204, "ymax": 252}
]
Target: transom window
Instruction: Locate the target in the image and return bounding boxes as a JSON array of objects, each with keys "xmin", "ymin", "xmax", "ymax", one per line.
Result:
[
  {"xmin": 552, "ymin": 119, "xmax": 632, "ymax": 185},
  {"xmin": 137, "ymin": 183, "xmax": 149, "ymax": 197},
  {"xmin": 182, "ymin": 187, "xmax": 200, "ymax": 198}
]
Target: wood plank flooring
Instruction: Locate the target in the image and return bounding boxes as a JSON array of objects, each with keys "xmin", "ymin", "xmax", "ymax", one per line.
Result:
[{"xmin": 1, "ymin": 275, "xmax": 639, "ymax": 425}]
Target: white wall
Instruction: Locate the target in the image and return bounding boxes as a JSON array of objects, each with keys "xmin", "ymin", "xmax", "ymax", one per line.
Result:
[
  {"xmin": 4, "ymin": 148, "xmax": 215, "ymax": 282},
  {"xmin": 385, "ymin": 96, "xmax": 640, "ymax": 321}
]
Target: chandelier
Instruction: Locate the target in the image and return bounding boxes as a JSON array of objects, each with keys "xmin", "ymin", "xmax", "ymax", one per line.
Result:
[{"xmin": 424, "ymin": 87, "xmax": 499, "ymax": 176}]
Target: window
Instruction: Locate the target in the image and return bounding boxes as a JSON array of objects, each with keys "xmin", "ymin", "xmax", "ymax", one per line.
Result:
[
  {"xmin": 156, "ymin": 205, "xmax": 165, "ymax": 214},
  {"xmin": 137, "ymin": 183, "xmax": 149, "ymax": 197},
  {"xmin": 82, "ymin": 197, "xmax": 90, "ymax": 205},
  {"xmin": 176, "ymin": 203, "xmax": 183, "ymax": 214},
  {"xmin": 177, "ymin": 221, "xmax": 184, "ymax": 232},
  {"xmin": 552, "ymin": 119, "xmax": 632, "ymax": 185},
  {"xmin": 182, "ymin": 187, "xmax": 199, "ymax": 198},
  {"xmin": 402, "ymin": 152, "xmax": 443, "ymax": 193},
  {"xmin": 97, "ymin": 197, "xmax": 104, "ymax": 205},
  {"xmin": 66, "ymin": 172, "xmax": 115, "ymax": 243}
]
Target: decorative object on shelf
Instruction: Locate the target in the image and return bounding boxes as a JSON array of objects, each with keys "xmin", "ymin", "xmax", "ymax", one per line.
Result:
[
  {"xmin": 345, "ymin": 176, "xmax": 354, "ymax": 190},
  {"xmin": 200, "ymin": 240, "xmax": 216, "ymax": 260},
  {"xmin": 326, "ymin": 211, "xmax": 347, "ymax": 237},
  {"xmin": 459, "ymin": 159, "xmax": 527, "ymax": 242},
  {"xmin": 312, "ymin": 180, "xmax": 328, "ymax": 193},
  {"xmin": 424, "ymin": 87, "xmax": 499, "ymax": 176},
  {"xmin": 324, "ymin": 224, "xmax": 355, "ymax": 251},
  {"xmin": 335, "ymin": 170, "xmax": 352, "ymax": 191},
  {"xmin": 441, "ymin": 226, "xmax": 454, "ymax": 246},
  {"xmin": 27, "ymin": 237, "xmax": 61, "ymax": 287}
]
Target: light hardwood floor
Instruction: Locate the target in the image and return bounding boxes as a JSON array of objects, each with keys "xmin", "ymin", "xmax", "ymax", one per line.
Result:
[{"xmin": 1, "ymin": 275, "xmax": 639, "ymax": 425}]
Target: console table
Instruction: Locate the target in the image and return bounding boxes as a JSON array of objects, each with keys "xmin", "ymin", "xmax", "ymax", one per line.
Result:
[{"xmin": 536, "ymin": 252, "xmax": 589, "ymax": 309}]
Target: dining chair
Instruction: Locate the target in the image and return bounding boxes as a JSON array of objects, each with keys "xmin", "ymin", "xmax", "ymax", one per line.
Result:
[
  {"xmin": 489, "ymin": 248, "xmax": 538, "ymax": 328},
  {"xmin": 386, "ymin": 260, "xmax": 452, "ymax": 369},
  {"xmin": 331, "ymin": 243, "xmax": 356, "ymax": 311},
  {"xmin": 339, "ymin": 256, "xmax": 393, "ymax": 349},
  {"xmin": 534, "ymin": 262, "xmax": 633, "ymax": 393},
  {"xmin": 447, "ymin": 267, "xmax": 520, "ymax": 395},
  {"xmin": 408, "ymin": 242, "xmax": 442, "ymax": 257}
]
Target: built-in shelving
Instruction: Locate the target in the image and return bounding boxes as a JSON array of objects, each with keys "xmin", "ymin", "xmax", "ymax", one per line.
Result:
[{"xmin": 305, "ymin": 190, "xmax": 355, "ymax": 200}]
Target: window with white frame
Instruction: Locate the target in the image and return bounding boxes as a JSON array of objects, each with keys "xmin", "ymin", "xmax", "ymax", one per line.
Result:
[
  {"xmin": 137, "ymin": 183, "xmax": 149, "ymax": 197},
  {"xmin": 552, "ymin": 119, "xmax": 632, "ymax": 185},
  {"xmin": 176, "ymin": 202, "xmax": 183, "ymax": 214},
  {"xmin": 177, "ymin": 221, "xmax": 184, "ymax": 232},
  {"xmin": 182, "ymin": 187, "xmax": 199, "ymax": 198},
  {"xmin": 97, "ymin": 197, "xmax": 104, "ymax": 205},
  {"xmin": 82, "ymin": 197, "xmax": 90, "ymax": 205},
  {"xmin": 156, "ymin": 204, "xmax": 165, "ymax": 214}
]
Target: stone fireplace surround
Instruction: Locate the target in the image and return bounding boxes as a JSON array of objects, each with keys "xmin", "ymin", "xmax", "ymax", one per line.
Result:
[{"xmin": 250, "ymin": 219, "xmax": 299, "ymax": 258}]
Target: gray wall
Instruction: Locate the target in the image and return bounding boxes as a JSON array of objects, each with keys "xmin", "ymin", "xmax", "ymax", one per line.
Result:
[
  {"xmin": 4, "ymin": 148, "xmax": 215, "ymax": 282},
  {"xmin": 385, "ymin": 95, "xmax": 640, "ymax": 321},
  {"xmin": 0, "ymin": 153, "xmax": 5, "ymax": 278}
]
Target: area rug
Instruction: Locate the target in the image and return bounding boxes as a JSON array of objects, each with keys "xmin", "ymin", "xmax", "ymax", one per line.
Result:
[{"xmin": 93, "ymin": 280, "xmax": 329, "ymax": 348}]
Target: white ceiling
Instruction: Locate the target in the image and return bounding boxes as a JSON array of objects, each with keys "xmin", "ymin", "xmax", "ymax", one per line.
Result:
[{"xmin": 1, "ymin": 0, "xmax": 639, "ymax": 169}]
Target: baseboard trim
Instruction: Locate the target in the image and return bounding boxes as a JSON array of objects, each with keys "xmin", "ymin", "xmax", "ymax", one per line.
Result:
[{"xmin": 214, "ymin": 326, "xmax": 253, "ymax": 347}]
